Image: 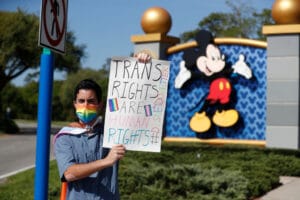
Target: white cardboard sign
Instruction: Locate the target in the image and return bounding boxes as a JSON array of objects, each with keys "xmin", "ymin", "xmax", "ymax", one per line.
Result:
[{"xmin": 103, "ymin": 57, "xmax": 170, "ymax": 152}]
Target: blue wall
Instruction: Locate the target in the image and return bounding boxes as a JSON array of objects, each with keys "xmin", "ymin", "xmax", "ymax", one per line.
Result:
[{"xmin": 165, "ymin": 44, "xmax": 267, "ymax": 140}]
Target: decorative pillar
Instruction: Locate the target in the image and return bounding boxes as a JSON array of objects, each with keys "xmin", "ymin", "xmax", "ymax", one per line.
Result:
[
  {"xmin": 131, "ymin": 7, "xmax": 180, "ymax": 60},
  {"xmin": 263, "ymin": 0, "xmax": 300, "ymax": 149}
]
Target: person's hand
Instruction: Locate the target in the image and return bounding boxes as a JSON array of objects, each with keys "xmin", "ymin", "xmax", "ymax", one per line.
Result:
[
  {"xmin": 105, "ymin": 144, "xmax": 126, "ymax": 166},
  {"xmin": 135, "ymin": 52, "xmax": 152, "ymax": 63}
]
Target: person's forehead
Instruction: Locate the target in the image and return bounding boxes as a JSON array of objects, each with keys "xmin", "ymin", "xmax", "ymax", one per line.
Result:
[{"xmin": 76, "ymin": 89, "xmax": 97, "ymax": 98}]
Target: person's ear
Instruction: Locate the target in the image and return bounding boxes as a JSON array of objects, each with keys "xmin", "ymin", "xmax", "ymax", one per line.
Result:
[{"xmin": 73, "ymin": 100, "xmax": 76, "ymax": 108}]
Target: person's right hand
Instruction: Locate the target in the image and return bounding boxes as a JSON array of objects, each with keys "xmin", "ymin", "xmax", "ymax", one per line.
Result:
[{"xmin": 105, "ymin": 144, "xmax": 126, "ymax": 166}]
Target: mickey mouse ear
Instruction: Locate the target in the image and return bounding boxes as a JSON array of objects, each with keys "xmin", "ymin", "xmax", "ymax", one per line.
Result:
[
  {"xmin": 195, "ymin": 30, "xmax": 214, "ymax": 45},
  {"xmin": 195, "ymin": 29, "xmax": 214, "ymax": 55},
  {"xmin": 195, "ymin": 30, "xmax": 214, "ymax": 54}
]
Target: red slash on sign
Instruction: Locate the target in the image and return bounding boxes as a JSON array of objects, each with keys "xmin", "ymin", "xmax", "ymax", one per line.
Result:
[{"xmin": 43, "ymin": 0, "xmax": 66, "ymax": 47}]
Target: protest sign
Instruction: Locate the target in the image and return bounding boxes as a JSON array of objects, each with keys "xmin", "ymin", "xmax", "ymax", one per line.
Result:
[{"xmin": 103, "ymin": 57, "xmax": 170, "ymax": 152}]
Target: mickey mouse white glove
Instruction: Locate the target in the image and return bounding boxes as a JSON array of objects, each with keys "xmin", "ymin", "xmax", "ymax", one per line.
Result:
[
  {"xmin": 232, "ymin": 54, "xmax": 252, "ymax": 79},
  {"xmin": 175, "ymin": 60, "xmax": 191, "ymax": 89}
]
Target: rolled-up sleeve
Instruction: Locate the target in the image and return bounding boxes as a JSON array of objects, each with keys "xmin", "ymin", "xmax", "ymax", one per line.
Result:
[{"xmin": 54, "ymin": 135, "xmax": 76, "ymax": 180}]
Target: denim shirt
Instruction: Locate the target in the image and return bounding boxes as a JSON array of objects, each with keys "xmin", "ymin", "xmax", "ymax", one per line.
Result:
[{"xmin": 54, "ymin": 123, "xmax": 119, "ymax": 200}]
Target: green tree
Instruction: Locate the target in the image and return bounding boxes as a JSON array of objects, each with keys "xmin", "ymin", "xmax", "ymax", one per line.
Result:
[
  {"xmin": 1, "ymin": 84, "xmax": 23, "ymax": 119},
  {"xmin": 0, "ymin": 9, "xmax": 86, "ymax": 131},
  {"xmin": 180, "ymin": 0, "xmax": 275, "ymax": 42},
  {"xmin": 0, "ymin": 9, "xmax": 85, "ymax": 90},
  {"xmin": 253, "ymin": 9, "xmax": 274, "ymax": 40},
  {"xmin": 1, "ymin": 84, "xmax": 21, "ymax": 132},
  {"xmin": 52, "ymin": 80, "xmax": 65, "ymax": 121},
  {"xmin": 3, "ymin": 80, "xmax": 72, "ymax": 121},
  {"xmin": 18, "ymin": 81, "xmax": 39, "ymax": 119}
]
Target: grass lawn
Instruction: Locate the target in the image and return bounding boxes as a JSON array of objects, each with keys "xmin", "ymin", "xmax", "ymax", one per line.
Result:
[{"xmin": 0, "ymin": 142, "xmax": 300, "ymax": 200}]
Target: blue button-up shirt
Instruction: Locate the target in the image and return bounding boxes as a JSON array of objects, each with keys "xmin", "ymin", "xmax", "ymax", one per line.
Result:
[{"xmin": 54, "ymin": 123, "xmax": 119, "ymax": 200}]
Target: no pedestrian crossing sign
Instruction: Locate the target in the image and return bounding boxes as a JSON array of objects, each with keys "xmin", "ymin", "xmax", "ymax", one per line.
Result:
[{"xmin": 39, "ymin": 0, "xmax": 68, "ymax": 54}]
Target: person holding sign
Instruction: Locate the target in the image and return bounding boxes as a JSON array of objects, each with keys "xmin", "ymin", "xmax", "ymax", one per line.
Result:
[{"xmin": 54, "ymin": 52, "xmax": 151, "ymax": 200}]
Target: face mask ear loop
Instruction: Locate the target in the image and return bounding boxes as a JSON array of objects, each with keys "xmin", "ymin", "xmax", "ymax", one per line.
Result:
[
  {"xmin": 91, "ymin": 117, "xmax": 101, "ymax": 129},
  {"xmin": 85, "ymin": 116, "xmax": 101, "ymax": 133}
]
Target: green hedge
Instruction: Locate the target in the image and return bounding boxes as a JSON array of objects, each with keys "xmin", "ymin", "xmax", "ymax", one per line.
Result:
[
  {"xmin": 0, "ymin": 142, "xmax": 300, "ymax": 200},
  {"xmin": 0, "ymin": 118, "xmax": 19, "ymax": 134},
  {"xmin": 119, "ymin": 143, "xmax": 300, "ymax": 199}
]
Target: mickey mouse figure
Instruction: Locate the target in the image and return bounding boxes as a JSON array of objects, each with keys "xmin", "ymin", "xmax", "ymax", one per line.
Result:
[{"xmin": 175, "ymin": 30, "xmax": 252, "ymax": 133}]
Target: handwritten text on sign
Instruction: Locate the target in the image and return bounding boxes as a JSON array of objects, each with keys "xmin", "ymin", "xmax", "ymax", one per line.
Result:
[{"xmin": 103, "ymin": 57, "xmax": 170, "ymax": 152}]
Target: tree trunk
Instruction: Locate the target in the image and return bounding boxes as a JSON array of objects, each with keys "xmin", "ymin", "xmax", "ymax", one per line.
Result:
[{"xmin": 0, "ymin": 72, "xmax": 11, "ymax": 132}]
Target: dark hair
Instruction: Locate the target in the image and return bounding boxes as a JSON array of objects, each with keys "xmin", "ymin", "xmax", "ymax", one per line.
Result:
[{"xmin": 73, "ymin": 79, "xmax": 102, "ymax": 102}]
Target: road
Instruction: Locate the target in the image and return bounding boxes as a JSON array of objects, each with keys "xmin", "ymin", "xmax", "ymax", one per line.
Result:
[{"xmin": 0, "ymin": 123, "xmax": 61, "ymax": 182}]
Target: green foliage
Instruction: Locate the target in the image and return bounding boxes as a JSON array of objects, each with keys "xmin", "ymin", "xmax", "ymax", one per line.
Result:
[
  {"xmin": 120, "ymin": 162, "xmax": 248, "ymax": 200},
  {"xmin": 253, "ymin": 9, "xmax": 274, "ymax": 40},
  {"xmin": 53, "ymin": 32, "xmax": 86, "ymax": 74},
  {"xmin": 1, "ymin": 84, "xmax": 23, "ymax": 119},
  {"xmin": 180, "ymin": 0, "xmax": 275, "ymax": 42},
  {"xmin": 0, "ymin": 167, "xmax": 35, "ymax": 200},
  {"xmin": 118, "ymin": 143, "xmax": 300, "ymax": 200},
  {"xmin": 0, "ymin": 9, "xmax": 85, "ymax": 87},
  {"xmin": 0, "ymin": 160, "xmax": 59, "ymax": 200},
  {"xmin": 0, "ymin": 70, "xmax": 108, "ymax": 124},
  {"xmin": 120, "ymin": 144, "xmax": 300, "ymax": 199},
  {"xmin": 0, "ymin": 9, "xmax": 40, "ymax": 87},
  {"xmin": 0, "ymin": 118, "xmax": 19, "ymax": 134},
  {"xmin": 1, "ymin": 81, "xmax": 39, "ymax": 120},
  {"xmin": 19, "ymin": 81, "xmax": 39, "ymax": 119},
  {"xmin": 0, "ymin": 9, "xmax": 86, "ymax": 126},
  {"xmin": 52, "ymin": 81, "xmax": 65, "ymax": 121},
  {"xmin": 1, "ymin": 143, "xmax": 300, "ymax": 200},
  {"xmin": 1, "ymin": 68, "xmax": 108, "ymax": 122}
]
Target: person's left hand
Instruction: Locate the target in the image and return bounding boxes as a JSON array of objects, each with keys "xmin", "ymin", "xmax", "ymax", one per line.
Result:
[{"xmin": 135, "ymin": 52, "xmax": 152, "ymax": 63}]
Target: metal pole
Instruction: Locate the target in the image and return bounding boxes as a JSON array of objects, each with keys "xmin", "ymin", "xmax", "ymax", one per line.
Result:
[{"xmin": 34, "ymin": 48, "xmax": 54, "ymax": 200}]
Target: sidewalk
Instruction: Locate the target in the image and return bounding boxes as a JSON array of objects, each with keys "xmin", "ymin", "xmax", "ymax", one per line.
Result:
[
  {"xmin": 16, "ymin": 121, "xmax": 62, "ymax": 134},
  {"xmin": 259, "ymin": 176, "xmax": 300, "ymax": 200}
]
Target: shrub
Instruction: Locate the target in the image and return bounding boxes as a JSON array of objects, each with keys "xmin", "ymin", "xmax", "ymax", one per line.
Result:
[
  {"xmin": 0, "ymin": 118, "xmax": 19, "ymax": 133},
  {"xmin": 1, "ymin": 142, "xmax": 300, "ymax": 200}
]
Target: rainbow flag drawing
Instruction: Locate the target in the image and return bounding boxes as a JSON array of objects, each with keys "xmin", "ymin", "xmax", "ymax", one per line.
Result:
[
  {"xmin": 109, "ymin": 98, "xmax": 119, "ymax": 112},
  {"xmin": 144, "ymin": 105, "xmax": 152, "ymax": 117}
]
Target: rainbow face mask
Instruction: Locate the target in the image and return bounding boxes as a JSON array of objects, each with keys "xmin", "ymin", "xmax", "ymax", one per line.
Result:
[{"xmin": 75, "ymin": 105, "xmax": 98, "ymax": 124}]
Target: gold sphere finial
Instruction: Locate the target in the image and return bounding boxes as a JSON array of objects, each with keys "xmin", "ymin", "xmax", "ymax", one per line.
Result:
[
  {"xmin": 141, "ymin": 7, "xmax": 172, "ymax": 34},
  {"xmin": 272, "ymin": 0, "xmax": 300, "ymax": 24}
]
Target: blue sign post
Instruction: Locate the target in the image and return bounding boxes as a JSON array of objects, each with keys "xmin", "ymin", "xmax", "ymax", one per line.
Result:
[
  {"xmin": 34, "ymin": 48, "xmax": 54, "ymax": 200},
  {"xmin": 35, "ymin": 0, "xmax": 67, "ymax": 198}
]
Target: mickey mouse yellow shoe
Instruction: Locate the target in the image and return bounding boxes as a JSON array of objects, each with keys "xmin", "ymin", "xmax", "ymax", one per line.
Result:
[
  {"xmin": 212, "ymin": 109, "xmax": 239, "ymax": 127},
  {"xmin": 189, "ymin": 112, "xmax": 211, "ymax": 132}
]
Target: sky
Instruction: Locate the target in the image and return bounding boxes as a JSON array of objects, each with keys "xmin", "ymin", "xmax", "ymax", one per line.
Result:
[{"xmin": 1, "ymin": 0, "xmax": 274, "ymax": 86}]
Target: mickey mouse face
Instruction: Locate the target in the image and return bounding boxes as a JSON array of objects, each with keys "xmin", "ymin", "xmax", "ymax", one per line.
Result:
[{"xmin": 196, "ymin": 44, "xmax": 225, "ymax": 76}]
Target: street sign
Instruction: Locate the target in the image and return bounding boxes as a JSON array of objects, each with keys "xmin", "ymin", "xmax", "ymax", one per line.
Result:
[{"xmin": 39, "ymin": 0, "xmax": 68, "ymax": 54}]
